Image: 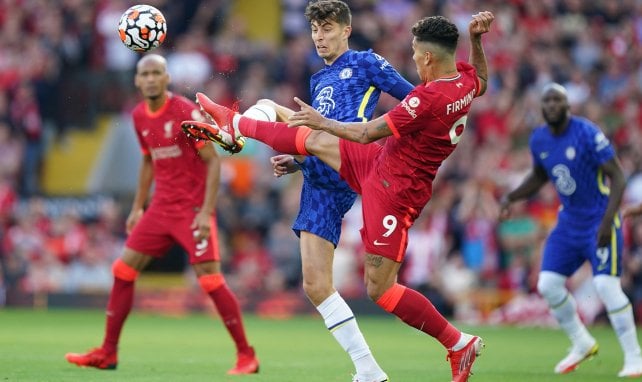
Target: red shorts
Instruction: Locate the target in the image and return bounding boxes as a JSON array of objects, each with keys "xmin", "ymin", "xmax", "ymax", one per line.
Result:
[
  {"xmin": 339, "ymin": 140, "xmax": 419, "ymax": 262},
  {"xmin": 125, "ymin": 206, "xmax": 220, "ymax": 264}
]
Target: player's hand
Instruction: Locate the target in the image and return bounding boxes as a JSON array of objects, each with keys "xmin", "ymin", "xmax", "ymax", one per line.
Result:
[
  {"xmin": 191, "ymin": 210, "xmax": 211, "ymax": 242},
  {"xmin": 270, "ymin": 154, "xmax": 299, "ymax": 177},
  {"xmin": 289, "ymin": 97, "xmax": 325, "ymax": 130},
  {"xmin": 126, "ymin": 208, "xmax": 144, "ymax": 234},
  {"xmin": 469, "ymin": 11, "xmax": 494, "ymax": 37}
]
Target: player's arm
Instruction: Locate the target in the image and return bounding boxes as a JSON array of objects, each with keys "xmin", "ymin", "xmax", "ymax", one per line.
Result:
[
  {"xmin": 597, "ymin": 157, "xmax": 626, "ymax": 246},
  {"xmin": 289, "ymin": 97, "xmax": 391, "ymax": 143},
  {"xmin": 193, "ymin": 143, "xmax": 221, "ymax": 241},
  {"xmin": 499, "ymin": 164, "xmax": 548, "ymax": 220},
  {"xmin": 468, "ymin": 11, "xmax": 494, "ymax": 96},
  {"xmin": 127, "ymin": 154, "xmax": 153, "ymax": 234}
]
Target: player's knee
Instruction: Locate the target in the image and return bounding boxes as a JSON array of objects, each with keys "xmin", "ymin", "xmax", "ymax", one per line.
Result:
[
  {"xmin": 112, "ymin": 258, "xmax": 140, "ymax": 282},
  {"xmin": 302, "ymin": 278, "xmax": 331, "ymax": 305},
  {"xmin": 593, "ymin": 274, "xmax": 629, "ymax": 311},
  {"xmin": 365, "ymin": 279, "xmax": 388, "ymax": 302},
  {"xmin": 537, "ymin": 271, "xmax": 567, "ymax": 305}
]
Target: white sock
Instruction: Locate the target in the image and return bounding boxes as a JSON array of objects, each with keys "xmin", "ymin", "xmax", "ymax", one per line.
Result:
[
  {"xmin": 242, "ymin": 103, "xmax": 276, "ymax": 122},
  {"xmin": 594, "ymin": 275, "xmax": 642, "ymax": 362},
  {"xmin": 550, "ymin": 293, "xmax": 595, "ymax": 350},
  {"xmin": 452, "ymin": 332, "xmax": 475, "ymax": 351},
  {"xmin": 317, "ymin": 291, "xmax": 385, "ymax": 378}
]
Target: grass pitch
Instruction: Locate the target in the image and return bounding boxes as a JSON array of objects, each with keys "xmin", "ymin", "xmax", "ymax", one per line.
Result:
[{"xmin": 0, "ymin": 308, "xmax": 632, "ymax": 381}]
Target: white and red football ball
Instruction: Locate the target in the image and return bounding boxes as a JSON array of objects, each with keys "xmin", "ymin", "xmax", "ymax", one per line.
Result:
[{"xmin": 118, "ymin": 4, "xmax": 167, "ymax": 52}]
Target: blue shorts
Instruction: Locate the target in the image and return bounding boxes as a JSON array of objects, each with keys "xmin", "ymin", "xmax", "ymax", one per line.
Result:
[
  {"xmin": 541, "ymin": 217, "xmax": 623, "ymax": 277},
  {"xmin": 292, "ymin": 157, "xmax": 357, "ymax": 247}
]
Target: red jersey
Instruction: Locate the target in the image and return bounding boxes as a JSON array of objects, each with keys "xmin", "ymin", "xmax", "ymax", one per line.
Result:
[
  {"xmin": 132, "ymin": 92, "xmax": 210, "ymax": 215},
  {"xmin": 382, "ymin": 62, "xmax": 481, "ymax": 210}
]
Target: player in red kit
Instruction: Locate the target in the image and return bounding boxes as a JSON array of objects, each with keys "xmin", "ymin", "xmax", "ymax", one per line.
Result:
[
  {"xmin": 183, "ymin": 12, "xmax": 494, "ymax": 382},
  {"xmin": 65, "ymin": 54, "xmax": 258, "ymax": 375}
]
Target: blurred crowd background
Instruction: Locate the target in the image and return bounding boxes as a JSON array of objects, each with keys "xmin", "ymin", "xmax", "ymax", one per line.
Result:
[{"xmin": 4, "ymin": 0, "xmax": 642, "ymax": 324}]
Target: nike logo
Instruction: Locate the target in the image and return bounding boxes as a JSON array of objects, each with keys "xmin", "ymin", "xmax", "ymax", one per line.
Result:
[
  {"xmin": 374, "ymin": 240, "xmax": 390, "ymax": 246},
  {"xmin": 142, "ymin": 129, "xmax": 150, "ymax": 137}
]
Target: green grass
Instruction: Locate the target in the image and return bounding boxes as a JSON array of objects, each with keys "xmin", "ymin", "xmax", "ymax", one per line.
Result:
[{"xmin": 0, "ymin": 308, "xmax": 634, "ymax": 381}]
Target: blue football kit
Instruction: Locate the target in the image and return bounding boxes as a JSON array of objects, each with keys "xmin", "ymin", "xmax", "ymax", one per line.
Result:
[
  {"xmin": 529, "ymin": 116, "xmax": 622, "ymax": 276},
  {"xmin": 292, "ymin": 49, "xmax": 413, "ymax": 246}
]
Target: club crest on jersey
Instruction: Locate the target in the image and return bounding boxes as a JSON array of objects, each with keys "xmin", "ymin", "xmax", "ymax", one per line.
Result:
[
  {"xmin": 565, "ymin": 146, "xmax": 576, "ymax": 160},
  {"xmin": 408, "ymin": 97, "xmax": 420, "ymax": 108},
  {"xmin": 339, "ymin": 68, "xmax": 352, "ymax": 79}
]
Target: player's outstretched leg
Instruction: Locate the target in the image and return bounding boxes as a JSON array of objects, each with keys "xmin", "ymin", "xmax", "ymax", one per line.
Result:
[
  {"xmin": 65, "ymin": 347, "xmax": 118, "ymax": 370},
  {"xmin": 183, "ymin": 93, "xmax": 311, "ymax": 156}
]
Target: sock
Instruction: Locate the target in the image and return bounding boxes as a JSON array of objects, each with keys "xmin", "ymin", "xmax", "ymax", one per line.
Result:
[
  {"xmin": 199, "ymin": 274, "xmax": 251, "ymax": 354},
  {"xmin": 317, "ymin": 292, "xmax": 385, "ymax": 377},
  {"xmin": 235, "ymin": 115, "xmax": 310, "ymax": 155},
  {"xmin": 593, "ymin": 275, "xmax": 642, "ymax": 362},
  {"xmin": 550, "ymin": 293, "xmax": 595, "ymax": 350},
  {"xmin": 608, "ymin": 304, "xmax": 642, "ymax": 362},
  {"xmin": 376, "ymin": 283, "xmax": 460, "ymax": 349},
  {"xmin": 102, "ymin": 259, "xmax": 139, "ymax": 354}
]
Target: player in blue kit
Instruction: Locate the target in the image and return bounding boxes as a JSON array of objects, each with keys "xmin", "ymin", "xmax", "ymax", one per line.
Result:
[
  {"xmin": 500, "ymin": 83, "xmax": 642, "ymax": 377},
  {"xmin": 261, "ymin": 1, "xmax": 412, "ymax": 381}
]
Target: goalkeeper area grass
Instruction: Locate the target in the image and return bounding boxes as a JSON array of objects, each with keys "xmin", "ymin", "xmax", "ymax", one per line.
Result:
[{"xmin": 0, "ymin": 308, "xmax": 631, "ymax": 381}]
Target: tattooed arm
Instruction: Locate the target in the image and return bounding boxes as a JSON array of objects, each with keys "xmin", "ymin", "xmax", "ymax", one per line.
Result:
[{"xmin": 288, "ymin": 97, "xmax": 392, "ymax": 144}]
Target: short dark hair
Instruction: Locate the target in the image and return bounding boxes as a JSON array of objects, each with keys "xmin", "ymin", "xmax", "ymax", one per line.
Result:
[
  {"xmin": 411, "ymin": 16, "xmax": 459, "ymax": 52},
  {"xmin": 304, "ymin": 0, "xmax": 351, "ymax": 26}
]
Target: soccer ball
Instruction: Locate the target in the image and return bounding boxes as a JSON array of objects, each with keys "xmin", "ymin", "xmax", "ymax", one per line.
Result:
[{"xmin": 118, "ymin": 4, "xmax": 167, "ymax": 52}]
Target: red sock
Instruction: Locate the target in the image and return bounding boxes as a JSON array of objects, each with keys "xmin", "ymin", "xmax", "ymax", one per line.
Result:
[
  {"xmin": 101, "ymin": 277, "xmax": 135, "ymax": 354},
  {"xmin": 377, "ymin": 283, "xmax": 460, "ymax": 349},
  {"xmin": 200, "ymin": 274, "xmax": 251, "ymax": 354},
  {"xmin": 238, "ymin": 117, "xmax": 310, "ymax": 155}
]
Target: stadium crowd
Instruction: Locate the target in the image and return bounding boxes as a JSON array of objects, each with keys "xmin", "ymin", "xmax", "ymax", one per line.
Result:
[{"xmin": 3, "ymin": 0, "xmax": 642, "ymax": 324}]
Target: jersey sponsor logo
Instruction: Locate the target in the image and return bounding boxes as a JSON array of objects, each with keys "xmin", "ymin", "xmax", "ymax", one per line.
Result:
[
  {"xmin": 339, "ymin": 68, "xmax": 353, "ymax": 79},
  {"xmin": 374, "ymin": 240, "xmax": 390, "ymax": 246},
  {"xmin": 595, "ymin": 132, "xmax": 609, "ymax": 151},
  {"xmin": 565, "ymin": 146, "xmax": 576, "ymax": 160},
  {"xmin": 400, "ymin": 97, "xmax": 418, "ymax": 119},
  {"xmin": 150, "ymin": 145, "xmax": 182, "ymax": 160},
  {"xmin": 373, "ymin": 53, "xmax": 390, "ymax": 70},
  {"xmin": 315, "ymin": 86, "xmax": 336, "ymax": 116},
  {"xmin": 552, "ymin": 164, "xmax": 576, "ymax": 196},
  {"xmin": 539, "ymin": 152, "xmax": 549, "ymax": 159}
]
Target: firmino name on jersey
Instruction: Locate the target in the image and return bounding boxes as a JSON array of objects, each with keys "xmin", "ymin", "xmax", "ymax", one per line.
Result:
[{"xmin": 446, "ymin": 89, "xmax": 475, "ymax": 115}]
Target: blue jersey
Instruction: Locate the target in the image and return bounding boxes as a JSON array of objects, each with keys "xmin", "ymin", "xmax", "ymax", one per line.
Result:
[
  {"xmin": 293, "ymin": 49, "xmax": 413, "ymax": 245},
  {"xmin": 530, "ymin": 116, "xmax": 615, "ymax": 232},
  {"xmin": 531, "ymin": 116, "xmax": 622, "ymax": 276}
]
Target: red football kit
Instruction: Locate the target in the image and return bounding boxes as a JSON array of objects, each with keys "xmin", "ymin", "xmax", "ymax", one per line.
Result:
[
  {"xmin": 339, "ymin": 62, "xmax": 482, "ymax": 262},
  {"xmin": 125, "ymin": 92, "xmax": 220, "ymax": 263}
]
